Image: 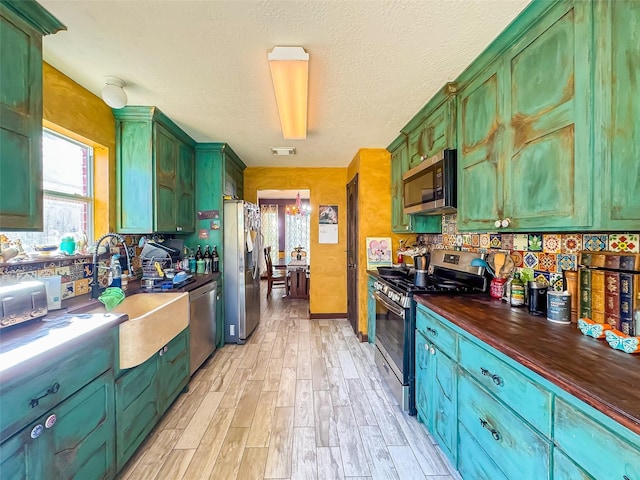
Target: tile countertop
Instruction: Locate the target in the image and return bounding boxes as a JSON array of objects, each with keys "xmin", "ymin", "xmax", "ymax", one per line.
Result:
[{"xmin": 414, "ymin": 294, "xmax": 640, "ymax": 436}]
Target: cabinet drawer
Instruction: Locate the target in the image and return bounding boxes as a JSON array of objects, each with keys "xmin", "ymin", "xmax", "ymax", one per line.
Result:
[
  {"xmin": 458, "ymin": 371, "xmax": 551, "ymax": 480},
  {"xmin": 553, "ymin": 448, "xmax": 593, "ymax": 480},
  {"xmin": 159, "ymin": 328, "xmax": 189, "ymax": 414},
  {"xmin": 415, "ymin": 307, "xmax": 457, "ymax": 358},
  {"xmin": 0, "ymin": 333, "xmax": 114, "ymax": 442},
  {"xmin": 458, "ymin": 422, "xmax": 509, "ymax": 480},
  {"xmin": 554, "ymin": 397, "xmax": 640, "ymax": 480},
  {"xmin": 458, "ymin": 335, "xmax": 551, "ymax": 436}
]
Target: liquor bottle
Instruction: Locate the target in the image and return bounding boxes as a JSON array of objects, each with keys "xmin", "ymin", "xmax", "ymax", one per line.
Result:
[
  {"xmin": 204, "ymin": 245, "xmax": 211, "ymax": 259},
  {"xmin": 195, "ymin": 245, "xmax": 203, "ymax": 260},
  {"xmin": 510, "ymin": 273, "xmax": 525, "ymax": 307},
  {"xmin": 212, "ymin": 245, "xmax": 219, "ymax": 272}
]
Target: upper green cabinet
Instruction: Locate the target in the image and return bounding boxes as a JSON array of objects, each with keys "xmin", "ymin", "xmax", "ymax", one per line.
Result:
[
  {"xmin": 457, "ymin": 0, "xmax": 592, "ymax": 231},
  {"xmin": 0, "ymin": 1, "xmax": 64, "ymax": 230},
  {"xmin": 115, "ymin": 106, "xmax": 196, "ymax": 234},
  {"xmin": 403, "ymin": 85, "xmax": 457, "ymax": 169},
  {"xmin": 389, "ymin": 134, "xmax": 412, "ymax": 233},
  {"xmin": 593, "ymin": 0, "xmax": 640, "ymax": 230}
]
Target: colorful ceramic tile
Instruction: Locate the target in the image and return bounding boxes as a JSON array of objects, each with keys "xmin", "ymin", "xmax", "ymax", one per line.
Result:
[
  {"xmin": 556, "ymin": 254, "xmax": 577, "ymax": 272},
  {"xmin": 55, "ymin": 266, "xmax": 71, "ymax": 283},
  {"xmin": 17, "ymin": 271, "xmax": 37, "ymax": 282},
  {"xmin": 62, "ymin": 281, "xmax": 75, "ymax": 299},
  {"xmin": 74, "ymin": 278, "xmax": 90, "ymax": 295},
  {"xmin": 523, "ymin": 252, "xmax": 539, "ymax": 269},
  {"xmin": 543, "ymin": 234, "xmax": 562, "ymax": 253},
  {"xmin": 471, "ymin": 234, "xmax": 480, "ymax": 248},
  {"xmin": 447, "ymin": 223, "xmax": 456, "ymax": 234},
  {"xmin": 501, "ymin": 234, "xmax": 514, "ymax": 251},
  {"xmin": 583, "ymin": 234, "xmax": 607, "ymax": 252},
  {"xmin": 561, "ymin": 234, "xmax": 582, "ymax": 254},
  {"xmin": 528, "ymin": 234, "xmax": 543, "ymax": 252},
  {"xmin": 462, "ymin": 234, "xmax": 472, "ymax": 248},
  {"xmin": 608, "ymin": 234, "xmax": 639, "ymax": 253},
  {"xmin": 534, "ymin": 271, "xmax": 550, "ymax": 286},
  {"xmin": 513, "ymin": 234, "xmax": 529, "ymax": 251},
  {"xmin": 455, "ymin": 235, "xmax": 463, "ymax": 247},
  {"xmin": 489, "ymin": 233, "xmax": 502, "ymax": 249},
  {"xmin": 550, "ymin": 273, "xmax": 564, "ymax": 292},
  {"xmin": 83, "ymin": 263, "xmax": 95, "ymax": 278},
  {"xmin": 70, "ymin": 263, "xmax": 85, "ymax": 280},
  {"xmin": 510, "ymin": 251, "xmax": 524, "ymax": 267},
  {"xmin": 436, "ymin": 235, "xmax": 443, "ymax": 244},
  {"xmin": 37, "ymin": 268, "xmax": 55, "ymax": 278},
  {"xmin": 519, "ymin": 268, "xmax": 535, "ymax": 282},
  {"xmin": 537, "ymin": 253, "xmax": 557, "ymax": 272},
  {"xmin": 479, "ymin": 234, "xmax": 490, "ymax": 249}
]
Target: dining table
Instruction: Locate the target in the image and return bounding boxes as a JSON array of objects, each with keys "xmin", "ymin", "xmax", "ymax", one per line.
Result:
[{"xmin": 286, "ymin": 259, "xmax": 309, "ymax": 299}]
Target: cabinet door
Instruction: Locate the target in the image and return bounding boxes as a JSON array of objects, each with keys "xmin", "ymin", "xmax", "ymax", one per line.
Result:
[
  {"xmin": 115, "ymin": 354, "xmax": 159, "ymax": 471},
  {"xmin": 457, "ymin": 63, "xmax": 505, "ymax": 231},
  {"xmin": 408, "ymin": 100, "xmax": 453, "ymax": 169},
  {"xmin": 154, "ymin": 123, "xmax": 178, "ymax": 232},
  {"xmin": 553, "ymin": 448, "xmax": 593, "ymax": 480},
  {"xmin": 431, "ymin": 348, "xmax": 457, "ymax": 464},
  {"xmin": 502, "ymin": 0, "xmax": 591, "ymax": 230},
  {"xmin": 390, "ymin": 139, "xmax": 412, "ymax": 232},
  {"xmin": 158, "ymin": 328, "xmax": 190, "ymax": 415},
  {"xmin": 367, "ymin": 277, "xmax": 376, "ymax": 342},
  {"xmin": 49, "ymin": 371, "xmax": 115, "ymax": 480},
  {"xmin": 176, "ymin": 142, "xmax": 195, "ymax": 232},
  {"xmin": 596, "ymin": 0, "xmax": 640, "ymax": 229},
  {"xmin": 0, "ymin": 8, "xmax": 43, "ymax": 230},
  {"xmin": 414, "ymin": 330, "xmax": 432, "ymax": 425}
]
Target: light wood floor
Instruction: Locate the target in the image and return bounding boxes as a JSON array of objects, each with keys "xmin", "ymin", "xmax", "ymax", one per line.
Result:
[{"xmin": 118, "ymin": 282, "xmax": 460, "ymax": 480}]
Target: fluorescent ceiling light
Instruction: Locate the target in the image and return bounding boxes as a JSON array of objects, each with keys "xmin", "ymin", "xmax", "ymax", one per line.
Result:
[{"xmin": 268, "ymin": 46, "xmax": 309, "ymax": 140}]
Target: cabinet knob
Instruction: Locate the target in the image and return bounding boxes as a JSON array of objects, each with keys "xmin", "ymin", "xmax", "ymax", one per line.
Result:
[
  {"xmin": 176, "ymin": 226, "xmax": 183, "ymax": 232},
  {"xmin": 494, "ymin": 219, "xmax": 502, "ymax": 228},
  {"xmin": 45, "ymin": 414, "xmax": 57, "ymax": 429},
  {"xmin": 30, "ymin": 424, "xmax": 44, "ymax": 439},
  {"xmin": 501, "ymin": 218, "xmax": 511, "ymax": 228},
  {"xmin": 430, "ymin": 346, "xmax": 436, "ymax": 355}
]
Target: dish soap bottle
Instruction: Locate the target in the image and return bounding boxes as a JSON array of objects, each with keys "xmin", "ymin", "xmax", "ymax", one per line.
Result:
[
  {"xmin": 110, "ymin": 254, "xmax": 122, "ymax": 288},
  {"xmin": 510, "ymin": 272, "xmax": 525, "ymax": 308}
]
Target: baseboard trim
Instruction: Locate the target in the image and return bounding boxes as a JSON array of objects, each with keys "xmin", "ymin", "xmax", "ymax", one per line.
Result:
[
  {"xmin": 309, "ymin": 313, "xmax": 347, "ymax": 319},
  {"xmin": 357, "ymin": 332, "xmax": 369, "ymax": 343}
]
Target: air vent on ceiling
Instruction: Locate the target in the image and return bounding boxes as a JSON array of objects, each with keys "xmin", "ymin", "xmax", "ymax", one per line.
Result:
[{"xmin": 270, "ymin": 147, "xmax": 296, "ymax": 156}]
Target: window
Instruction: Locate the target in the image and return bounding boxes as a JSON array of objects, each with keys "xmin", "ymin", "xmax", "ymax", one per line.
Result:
[
  {"xmin": 261, "ymin": 205, "xmax": 279, "ymax": 265},
  {"xmin": 0, "ymin": 129, "xmax": 93, "ymax": 247},
  {"xmin": 285, "ymin": 213, "xmax": 310, "ymax": 262}
]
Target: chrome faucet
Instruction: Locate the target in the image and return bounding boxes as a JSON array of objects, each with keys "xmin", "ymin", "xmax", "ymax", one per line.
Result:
[{"xmin": 91, "ymin": 232, "xmax": 133, "ymax": 299}]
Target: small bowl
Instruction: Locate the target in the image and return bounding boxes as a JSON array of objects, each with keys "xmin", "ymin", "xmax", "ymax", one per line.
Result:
[{"xmin": 34, "ymin": 244, "xmax": 59, "ymax": 252}]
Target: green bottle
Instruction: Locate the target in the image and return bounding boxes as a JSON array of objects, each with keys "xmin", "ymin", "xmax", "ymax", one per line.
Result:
[{"xmin": 510, "ymin": 272, "xmax": 525, "ymax": 307}]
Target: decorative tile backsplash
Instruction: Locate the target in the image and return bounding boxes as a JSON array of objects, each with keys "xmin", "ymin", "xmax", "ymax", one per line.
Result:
[{"xmin": 420, "ymin": 214, "xmax": 640, "ymax": 292}]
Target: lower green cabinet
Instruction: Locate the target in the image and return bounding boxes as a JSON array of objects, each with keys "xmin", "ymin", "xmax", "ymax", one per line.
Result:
[
  {"xmin": 1, "ymin": 370, "xmax": 115, "ymax": 480},
  {"xmin": 115, "ymin": 327, "xmax": 189, "ymax": 471},
  {"xmin": 457, "ymin": 422, "xmax": 510, "ymax": 480},
  {"xmin": 553, "ymin": 449, "xmax": 593, "ymax": 480}
]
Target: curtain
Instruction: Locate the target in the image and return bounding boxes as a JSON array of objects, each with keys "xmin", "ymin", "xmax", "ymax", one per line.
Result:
[
  {"xmin": 261, "ymin": 205, "xmax": 279, "ymax": 265},
  {"xmin": 285, "ymin": 213, "xmax": 310, "ymax": 262}
]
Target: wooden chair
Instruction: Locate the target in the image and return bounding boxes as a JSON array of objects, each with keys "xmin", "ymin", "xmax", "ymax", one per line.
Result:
[{"xmin": 264, "ymin": 247, "xmax": 289, "ymax": 298}]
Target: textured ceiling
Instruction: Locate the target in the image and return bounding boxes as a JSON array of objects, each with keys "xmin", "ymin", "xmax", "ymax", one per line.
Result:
[{"xmin": 39, "ymin": 0, "xmax": 530, "ymax": 167}]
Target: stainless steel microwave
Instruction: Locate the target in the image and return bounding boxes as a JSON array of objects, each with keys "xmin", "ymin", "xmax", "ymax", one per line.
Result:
[{"xmin": 402, "ymin": 149, "xmax": 457, "ymax": 215}]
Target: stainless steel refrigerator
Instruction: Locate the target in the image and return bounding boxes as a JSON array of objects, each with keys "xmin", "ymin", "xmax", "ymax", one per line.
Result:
[{"xmin": 223, "ymin": 200, "xmax": 261, "ymax": 344}]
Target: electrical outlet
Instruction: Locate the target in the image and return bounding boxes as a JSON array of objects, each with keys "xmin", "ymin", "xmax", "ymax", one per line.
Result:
[{"xmin": 230, "ymin": 325, "xmax": 235, "ymax": 336}]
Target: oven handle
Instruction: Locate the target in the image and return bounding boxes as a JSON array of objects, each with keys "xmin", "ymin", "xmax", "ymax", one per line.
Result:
[{"xmin": 374, "ymin": 292, "xmax": 405, "ymax": 319}]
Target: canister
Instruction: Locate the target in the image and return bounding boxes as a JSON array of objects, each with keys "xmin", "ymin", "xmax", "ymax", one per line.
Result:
[
  {"xmin": 528, "ymin": 281, "xmax": 547, "ymax": 316},
  {"xmin": 547, "ymin": 291, "xmax": 571, "ymax": 324}
]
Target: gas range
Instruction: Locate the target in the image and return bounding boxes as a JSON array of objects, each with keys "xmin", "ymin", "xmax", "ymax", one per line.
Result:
[{"xmin": 374, "ymin": 250, "xmax": 488, "ymax": 309}]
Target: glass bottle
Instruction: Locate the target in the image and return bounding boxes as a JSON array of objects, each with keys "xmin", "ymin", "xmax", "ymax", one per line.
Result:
[
  {"xmin": 195, "ymin": 245, "xmax": 203, "ymax": 260},
  {"xmin": 212, "ymin": 245, "xmax": 219, "ymax": 272},
  {"xmin": 204, "ymin": 245, "xmax": 211, "ymax": 259},
  {"xmin": 510, "ymin": 272, "xmax": 525, "ymax": 307}
]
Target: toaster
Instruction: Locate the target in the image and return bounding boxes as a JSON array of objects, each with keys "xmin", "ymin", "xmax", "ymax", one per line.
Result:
[{"xmin": 0, "ymin": 281, "xmax": 49, "ymax": 329}]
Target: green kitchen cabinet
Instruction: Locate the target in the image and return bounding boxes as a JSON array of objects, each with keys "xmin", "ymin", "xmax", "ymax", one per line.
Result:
[
  {"xmin": 388, "ymin": 134, "xmax": 442, "ymax": 234},
  {"xmin": 115, "ymin": 326, "xmax": 189, "ymax": 471},
  {"xmin": 593, "ymin": 0, "xmax": 640, "ymax": 230},
  {"xmin": 402, "ymin": 84, "xmax": 457, "ymax": 170},
  {"xmin": 224, "ymin": 146, "xmax": 245, "ymax": 200},
  {"xmin": 0, "ymin": 1, "xmax": 64, "ymax": 230},
  {"xmin": 457, "ymin": 0, "xmax": 592, "ymax": 232},
  {"xmin": 1, "ymin": 371, "xmax": 115, "ymax": 480},
  {"xmin": 115, "ymin": 106, "xmax": 196, "ymax": 234}
]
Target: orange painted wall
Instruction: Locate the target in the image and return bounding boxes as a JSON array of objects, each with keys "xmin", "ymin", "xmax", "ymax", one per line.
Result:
[
  {"xmin": 244, "ymin": 167, "xmax": 348, "ymax": 315},
  {"xmin": 347, "ymin": 149, "xmax": 414, "ymax": 335},
  {"xmin": 42, "ymin": 62, "xmax": 115, "ymax": 237}
]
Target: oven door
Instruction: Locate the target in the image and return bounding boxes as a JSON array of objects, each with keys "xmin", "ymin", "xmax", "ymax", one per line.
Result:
[{"xmin": 374, "ymin": 290, "xmax": 411, "ymax": 409}]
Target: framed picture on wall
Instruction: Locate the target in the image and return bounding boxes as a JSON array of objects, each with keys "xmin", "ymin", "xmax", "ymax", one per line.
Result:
[{"xmin": 366, "ymin": 237, "xmax": 392, "ymax": 269}]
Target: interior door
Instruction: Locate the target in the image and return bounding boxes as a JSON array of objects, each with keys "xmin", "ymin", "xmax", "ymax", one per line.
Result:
[{"xmin": 347, "ymin": 174, "xmax": 358, "ymax": 335}]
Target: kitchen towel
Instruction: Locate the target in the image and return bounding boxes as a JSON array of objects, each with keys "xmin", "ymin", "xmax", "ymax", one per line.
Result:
[{"xmin": 98, "ymin": 287, "xmax": 125, "ymax": 311}]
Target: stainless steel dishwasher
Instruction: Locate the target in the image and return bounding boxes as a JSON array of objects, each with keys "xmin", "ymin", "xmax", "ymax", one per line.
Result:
[{"xmin": 189, "ymin": 280, "xmax": 217, "ymax": 375}]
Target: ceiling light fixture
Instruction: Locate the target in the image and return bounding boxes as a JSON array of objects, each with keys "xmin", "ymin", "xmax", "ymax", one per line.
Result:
[
  {"xmin": 268, "ymin": 46, "xmax": 309, "ymax": 140},
  {"xmin": 270, "ymin": 147, "xmax": 296, "ymax": 156},
  {"xmin": 101, "ymin": 76, "xmax": 128, "ymax": 109}
]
